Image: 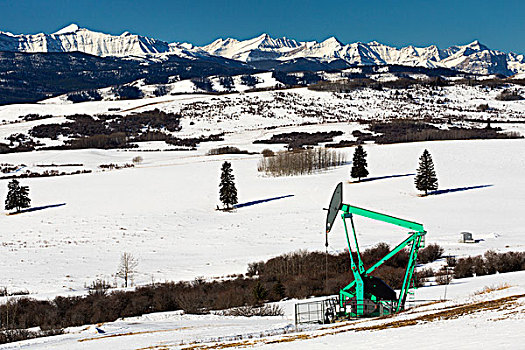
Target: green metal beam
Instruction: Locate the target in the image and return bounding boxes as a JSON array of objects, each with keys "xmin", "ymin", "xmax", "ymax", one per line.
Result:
[
  {"xmin": 341, "ymin": 204, "xmax": 424, "ymax": 232},
  {"xmin": 396, "ymin": 235, "xmax": 423, "ymax": 312},
  {"xmin": 365, "ymin": 233, "xmax": 420, "ymax": 275},
  {"xmin": 341, "ymin": 233, "xmax": 419, "ymax": 292}
]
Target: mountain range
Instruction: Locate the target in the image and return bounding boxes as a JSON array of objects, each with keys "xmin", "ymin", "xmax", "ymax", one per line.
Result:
[{"xmin": 1, "ymin": 24, "xmax": 524, "ymax": 76}]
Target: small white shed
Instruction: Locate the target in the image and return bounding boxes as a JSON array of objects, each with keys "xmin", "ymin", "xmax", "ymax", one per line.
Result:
[{"xmin": 459, "ymin": 232, "xmax": 475, "ymax": 243}]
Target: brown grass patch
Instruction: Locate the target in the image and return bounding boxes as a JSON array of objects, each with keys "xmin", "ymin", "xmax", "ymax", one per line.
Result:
[{"xmin": 473, "ymin": 283, "xmax": 512, "ymax": 296}]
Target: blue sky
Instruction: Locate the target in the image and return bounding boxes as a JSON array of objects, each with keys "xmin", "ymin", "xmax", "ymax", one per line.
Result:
[{"xmin": 0, "ymin": 0, "xmax": 523, "ymax": 54}]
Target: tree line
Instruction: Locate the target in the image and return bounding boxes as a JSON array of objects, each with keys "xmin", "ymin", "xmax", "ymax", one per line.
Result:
[{"xmin": 257, "ymin": 148, "xmax": 347, "ymax": 176}]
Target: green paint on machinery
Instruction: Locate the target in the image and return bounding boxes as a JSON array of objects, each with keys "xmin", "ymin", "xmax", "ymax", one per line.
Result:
[{"xmin": 325, "ymin": 182, "xmax": 426, "ymax": 318}]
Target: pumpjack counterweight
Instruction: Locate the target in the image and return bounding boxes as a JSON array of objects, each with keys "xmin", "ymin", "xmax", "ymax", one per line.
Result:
[{"xmin": 325, "ymin": 182, "xmax": 426, "ymax": 318}]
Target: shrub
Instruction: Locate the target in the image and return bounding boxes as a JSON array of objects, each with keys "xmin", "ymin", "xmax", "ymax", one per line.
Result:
[
  {"xmin": 219, "ymin": 76, "xmax": 234, "ymax": 90},
  {"xmin": 261, "ymin": 149, "xmax": 275, "ymax": 157},
  {"xmin": 370, "ymin": 120, "xmax": 522, "ymax": 144},
  {"xmin": 240, "ymin": 75, "xmax": 259, "ymax": 88},
  {"xmin": 111, "ymin": 85, "xmax": 143, "ymax": 100},
  {"xmin": 477, "ymin": 103, "xmax": 489, "ymax": 112},
  {"xmin": 247, "ymin": 261, "xmax": 264, "ymax": 277},
  {"xmin": 435, "ymin": 267, "xmax": 452, "ymax": 285},
  {"xmin": 484, "ymin": 250, "xmax": 525, "ymax": 273},
  {"xmin": 272, "ymin": 280, "xmax": 286, "ymax": 300},
  {"xmin": 0, "ymin": 244, "xmax": 418, "ymax": 344},
  {"xmin": 153, "ymin": 85, "xmax": 168, "ymax": 97},
  {"xmin": 191, "ymin": 77, "xmax": 213, "ymax": 92},
  {"xmin": 495, "ymin": 89, "xmax": 523, "ymax": 101},
  {"xmin": 67, "ymin": 89, "xmax": 102, "ymax": 103},
  {"xmin": 0, "ymin": 329, "xmax": 63, "ymax": 345},
  {"xmin": 418, "ymin": 267, "xmax": 434, "ymax": 278},
  {"xmin": 472, "ymin": 256, "xmax": 486, "ymax": 276},
  {"xmin": 453, "ymin": 251, "xmax": 525, "ymax": 279},
  {"xmin": 418, "ymin": 244, "xmax": 444, "ymax": 264},
  {"xmin": 207, "ymin": 146, "xmax": 249, "ymax": 155},
  {"xmin": 87, "ymin": 279, "xmax": 113, "ymax": 297},
  {"xmin": 219, "ymin": 305, "xmax": 283, "ymax": 317},
  {"xmin": 362, "ymin": 243, "xmax": 391, "ymax": 266},
  {"xmin": 454, "ymin": 257, "xmax": 474, "ymax": 278},
  {"xmin": 30, "ymin": 110, "xmax": 182, "ymax": 141}
]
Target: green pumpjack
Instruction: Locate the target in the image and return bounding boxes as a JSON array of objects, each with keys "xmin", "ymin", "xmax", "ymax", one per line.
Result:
[{"xmin": 325, "ymin": 182, "xmax": 426, "ymax": 318}]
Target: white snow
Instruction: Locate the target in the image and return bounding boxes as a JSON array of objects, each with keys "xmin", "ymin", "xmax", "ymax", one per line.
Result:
[
  {"xmin": 0, "ymin": 86, "xmax": 524, "ymax": 348},
  {"xmin": 53, "ymin": 24, "xmax": 80, "ymax": 35}
]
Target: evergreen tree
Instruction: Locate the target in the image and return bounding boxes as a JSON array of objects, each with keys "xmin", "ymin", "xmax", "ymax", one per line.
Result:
[
  {"xmin": 415, "ymin": 149, "xmax": 438, "ymax": 196},
  {"xmin": 350, "ymin": 145, "xmax": 369, "ymax": 181},
  {"xmin": 5, "ymin": 179, "xmax": 31, "ymax": 212},
  {"xmin": 219, "ymin": 161, "xmax": 238, "ymax": 209}
]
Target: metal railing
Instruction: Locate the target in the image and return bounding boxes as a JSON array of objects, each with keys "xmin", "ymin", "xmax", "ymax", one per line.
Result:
[{"xmin": 295, "ymin": 297, "xmax": 339, "ymax": 325}]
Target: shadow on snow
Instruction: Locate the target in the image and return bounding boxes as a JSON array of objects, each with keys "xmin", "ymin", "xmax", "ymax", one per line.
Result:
[
  {"xmin": 356, "ymin": 173, "xmax": 416, "ymax": 183},
  {"xmin": 428, "ymin": 184, "xmax": 493, "ymax": 196},
  {"xmin": 234, "ymin": 195, "xmax": 294, "ymax": 209},
  {"xmin": 7, "ymin": 203, "xmax": 66, "ymax": 215}
]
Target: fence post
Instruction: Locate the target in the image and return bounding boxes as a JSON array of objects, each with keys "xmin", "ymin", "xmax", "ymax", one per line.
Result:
[
  {"xmin": 295, "ymin": 303, "xmax": 298, "ymax": 326},
  {"xmin": 321, "ymin": 300, "xmax": 325, "ymax": 324}
]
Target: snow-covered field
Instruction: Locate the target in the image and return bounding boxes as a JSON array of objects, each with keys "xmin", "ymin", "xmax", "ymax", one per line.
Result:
[
  {"xmin": 1, "ymin": 136, "xmax": 524, "ymax": 295},
  {"xmin": 1, "ymin": 87, "xmax": 525, "ymax": 348}
]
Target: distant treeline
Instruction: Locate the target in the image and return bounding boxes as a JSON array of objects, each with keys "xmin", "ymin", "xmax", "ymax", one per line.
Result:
[
  {"xmin": 257, "ymin": 148, "xmax": 346, "ymax": 176},
  {"xmin": 368, "ymin": 120, "xmax": 523, "ymax": 144},
  {"xmin": 254, "ymin": 131, "xmax": 343, "ymax": 149},
  {"xmin": 308, "ymin": 76, "xmax": 525, "ymax": 93}
]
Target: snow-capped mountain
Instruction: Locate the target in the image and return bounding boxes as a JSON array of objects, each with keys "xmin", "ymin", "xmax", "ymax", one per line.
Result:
[
  {"xmin": 200, "ymin": 35, "xmax": 525, "ymax": 75},
  {"xmin": 202, "ymin": 33, "xmax": 302, "ymax": 61},
  {"xmin": 1, "ymin": 24, "xmax": 524, "ymax": 75},
  {"xmin": 0, "ymin": 24, "xmax": 213, "ymax": 59},
  {"xmin": 0, "ymin": 24, "xmax": 171, "ymax": 56}
]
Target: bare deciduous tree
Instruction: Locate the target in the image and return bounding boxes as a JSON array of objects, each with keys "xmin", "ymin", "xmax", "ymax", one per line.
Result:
[
  {"xmin": 116, "ymin": 252, "xmax": 139, "ymax": 288},
  {"xmin": 257, "ymin": 148, "xmax": 346, "ymax": 177}
]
